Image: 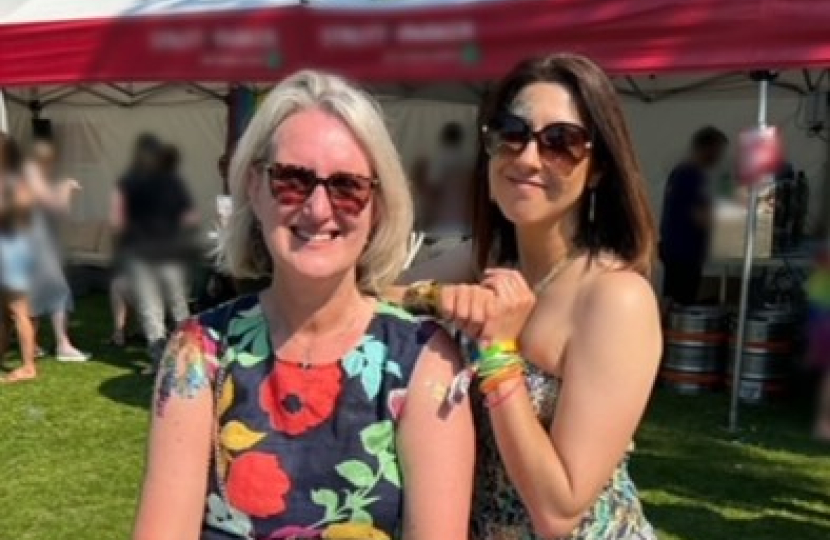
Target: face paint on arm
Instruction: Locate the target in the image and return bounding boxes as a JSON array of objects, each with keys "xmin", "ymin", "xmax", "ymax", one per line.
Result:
[
  {"xmin": 426, "ymin": 380, "xmax": 450, "ymax": 403},
  {"xmin": 155, "ymin": 329, "xmax": 211, "ymax": 417}
]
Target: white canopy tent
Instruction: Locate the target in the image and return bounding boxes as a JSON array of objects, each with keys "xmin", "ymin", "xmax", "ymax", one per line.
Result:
[
  {"xmin": 3, "ymin": 0, "xmax": 829, "ymax": 230},
  {"xmin": 3, "ymin": 73, "xmax": 828, "ymax": 239},
  {"xmin": 4, "ymin": 0, "xmax": 830, "ymax": 431}
]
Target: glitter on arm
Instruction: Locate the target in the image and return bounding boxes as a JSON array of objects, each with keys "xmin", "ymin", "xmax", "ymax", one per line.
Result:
[{"xmin": 155, "ymin": 325, "xmax": 211, "ymax": 417}]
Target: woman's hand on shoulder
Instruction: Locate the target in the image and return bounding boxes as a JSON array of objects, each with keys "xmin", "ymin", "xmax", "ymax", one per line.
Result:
[
  {"xmin": 480, "ymin": 268, "xmax": 536, "ymax": 343},
  {"xmin": 435, "ymin": 282, "xmax": 495, "ymax": 340}
]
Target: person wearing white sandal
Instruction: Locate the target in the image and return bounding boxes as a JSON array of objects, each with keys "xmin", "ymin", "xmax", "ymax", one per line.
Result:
[{"xmin": 24, "ymin": 139, "xmax": 89, "ymax": 363}]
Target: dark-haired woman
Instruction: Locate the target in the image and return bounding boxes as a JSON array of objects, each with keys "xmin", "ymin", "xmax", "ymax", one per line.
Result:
[{"xmin": 397, "ymin": 54, "xmax": 661, "ymax": 539}]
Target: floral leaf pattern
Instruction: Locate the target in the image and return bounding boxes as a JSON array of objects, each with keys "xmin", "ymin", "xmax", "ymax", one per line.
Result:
[
  {"xmin": 221, "ymin": 420, "xmax": 266, "ymax": 452},
  {"xmin": 385, "ymin": 362, "xmax": 402, "ymax": 379},
  {"xmin": 360, "ymin": 420, "xmax": 394, "ymax": 456},
  {"xmin": 375, "ymin": 302, "xmax": 416, "ymax": 322},
  {"xmin": 343, "ymin": 337, "xmax": 401, "ymax": 400},
  {"xmin": 236, "ymin": 351, "xmax": 266, "ymax": 367},
  {"xmin": 227, "ymin": 305, "xmax": 270, "ymax": 366},
  {"xmin": 307, "ymin": 420, "xmax": 400, "ymax": 530},
  {"xmin": 311, "ymin": 489, "xmax": 339, "ymax": 521},
  {"xmin": 336, "ymin": 460, "xmax": 375, "ymax": 488},
  {"xmin": 206, "ymin": 493, "xmax": 254, "ymax": 537},
  {"xmin": 200, "ymin": 297, "xmax": 427, "ymax": 539},
  {"xmin": 351, "ymin": 508, "xmax": 372, "ymax": 524},
  {"xmin": 379, "ymin": 451, "xmax": 401, "ymax": 488}
]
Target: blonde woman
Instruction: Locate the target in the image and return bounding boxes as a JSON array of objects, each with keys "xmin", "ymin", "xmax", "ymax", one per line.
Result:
[{"xmin": 133, "ymin": 71, "xmax": 474, "ymax": 540}]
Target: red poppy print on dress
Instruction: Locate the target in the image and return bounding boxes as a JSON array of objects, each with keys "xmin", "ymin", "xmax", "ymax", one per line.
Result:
[
  {"xmin": 260, "ymin": 362, "xmax": 343, "ymax": 436},
  {"xmin": 226, "ymin": 451, "xmax": 291, "ymax": 518}
]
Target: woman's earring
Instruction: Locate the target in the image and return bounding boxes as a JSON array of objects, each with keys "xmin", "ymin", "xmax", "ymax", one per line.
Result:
[{"xmin": 589, "ymin": 188, "xmax": 596, "ymax": 224}]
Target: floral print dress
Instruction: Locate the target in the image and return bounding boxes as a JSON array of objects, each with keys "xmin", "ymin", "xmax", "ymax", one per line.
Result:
[
  {"xmin": 186, "ymin": 294, "xmax": 437, "ymax": 540},
  {"xmin": 471, "ymin": 363, "xmax": 656, "ymax": 540}
]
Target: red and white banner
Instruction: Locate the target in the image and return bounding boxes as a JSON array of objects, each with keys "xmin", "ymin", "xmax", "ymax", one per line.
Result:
[{"xmin": 2, "ymin": 0, "xmax": 830, "ymax": 86}]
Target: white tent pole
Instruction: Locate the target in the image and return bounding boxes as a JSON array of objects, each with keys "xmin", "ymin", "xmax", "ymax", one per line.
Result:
[
  {"xmin": 0, "ymin": 89, "xmax": 8, "ymax": 132},
  {"xmin": 728, "ymin": 73, "xmax": 774, "ymax": 432}
]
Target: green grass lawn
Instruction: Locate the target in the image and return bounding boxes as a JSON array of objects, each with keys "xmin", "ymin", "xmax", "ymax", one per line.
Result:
[{"xmin": 1, "ymin": 294, "xmax": 828, "ymax": 540}]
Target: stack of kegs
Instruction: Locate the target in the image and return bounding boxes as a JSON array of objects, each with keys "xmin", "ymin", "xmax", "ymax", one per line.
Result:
[
  {"xmin": 661, "ymin": 306, "xmax": 728, "ymax": 394},
  {"xmin": 727, "ymin": 308, "xmax": 795, "ymax": 403}
]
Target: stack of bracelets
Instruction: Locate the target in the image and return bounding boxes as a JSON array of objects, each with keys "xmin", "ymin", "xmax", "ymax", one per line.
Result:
[
  {"xmin": 476, "ymin": 341, "xmax": 526, "ymax": 408},
  {"xmin": 402, "ymin": 280, "xmax": 527, "ymax": 407}
]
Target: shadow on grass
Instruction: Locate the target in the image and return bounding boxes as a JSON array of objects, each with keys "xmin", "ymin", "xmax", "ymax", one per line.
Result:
[
  {"xmin": 98, "ymin": 370, "xmax": 154, "ymax": 411},
  {"xmin": 647, "ymin": 498, "xmax": 830, "ymax": 540},
  {"xmin": 633, "ymin": 389, "xmax": 830, "ymax": 540},
  {"xmin": 92, "ymin": 338, "xmax": 156, "ymax": 410}
]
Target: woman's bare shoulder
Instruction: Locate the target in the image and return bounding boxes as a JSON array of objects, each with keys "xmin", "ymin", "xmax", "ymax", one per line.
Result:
[{"xmin": 576, "ymin": 262, "xmax": 659, "ymax": 330}]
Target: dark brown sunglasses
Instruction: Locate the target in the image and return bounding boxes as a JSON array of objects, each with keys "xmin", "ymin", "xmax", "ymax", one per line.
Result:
[
  {"xmin": 482, "ymin": 113, "xmax": 592, "ymax": 165},
  {"xmin": 266, "ymin": 162, "xmax": 378, "ymax": 216}
]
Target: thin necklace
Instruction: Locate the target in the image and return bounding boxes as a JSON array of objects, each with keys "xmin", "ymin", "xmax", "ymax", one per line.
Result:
[
  {"xmin": 532, "ymin": 250, "xmax": 584, "ymax": 294},
  {"xmin": 278, "ymin": 304, "xmax": 367, "ymax": 368}
]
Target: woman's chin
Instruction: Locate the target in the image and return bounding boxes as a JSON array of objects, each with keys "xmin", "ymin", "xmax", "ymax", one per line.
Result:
[
  {"xmin": 277, "ymin": 255, "xmax": 355, "ymax": 285},
  {"xmin": 498, "ymin": 203, "xmax": 546, "ymax": 228}
]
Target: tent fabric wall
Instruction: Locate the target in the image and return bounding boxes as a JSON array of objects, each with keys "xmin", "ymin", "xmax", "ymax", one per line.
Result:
[
  {"xmin": 7, "ymin": 94, "xmax": 226, "ymax": 222},
  {"xmin": 4, "ymin": 89, "xmax": 827, "ymax": 236},
  {"xmin": 4, "ymin": 97, "xmax": 27, "ymax": 134},
  {"xmin": 380, "ymin": 97, "xmax": 479, "ymax": 172},
  {"xmin": 626, "ymin": 94, "xmax": 826, "ymax": 225}
]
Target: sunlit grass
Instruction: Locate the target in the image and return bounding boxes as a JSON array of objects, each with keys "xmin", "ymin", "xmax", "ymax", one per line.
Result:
[{"xmin": 1, "ymin": 295, "xmax": 828, "ymax": 539}]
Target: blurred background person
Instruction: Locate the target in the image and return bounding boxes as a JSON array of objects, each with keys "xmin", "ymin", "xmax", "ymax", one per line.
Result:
[
  {"xmin": 23, "ymin": 137, "xmax": 88, "ymax": 361},
  {"xmin": 0, "ymin": 132, "xmax": 37, "ymax": 382},
  {"xmin": 106, "ymin": 273, "xmax": 132, "ymax": 347},
  {"xmin": 409, "ymin": 121, "xmax": 475, "ymax": 268},
  {"xmin": 659, "ymin": 126, "xmax": 728, "ymax": 307},
  {"xmin": 112, "ymin": 135, "xmax": 198, "ymax": 373}
]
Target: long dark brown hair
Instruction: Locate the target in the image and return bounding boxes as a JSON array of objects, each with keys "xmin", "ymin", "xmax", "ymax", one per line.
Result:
[{"xmin": 471, "ymin": 53, "xmax": 656, "ymax": 276}]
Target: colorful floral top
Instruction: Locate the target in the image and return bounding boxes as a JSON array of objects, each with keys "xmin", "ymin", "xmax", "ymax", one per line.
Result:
[
  {"xmin": 471, "ymin": 363, "xmax": 655, "ymax": 540},
  {"xmin": 182, "ymin": 294, "xmax": 437, "ymax": 540}
]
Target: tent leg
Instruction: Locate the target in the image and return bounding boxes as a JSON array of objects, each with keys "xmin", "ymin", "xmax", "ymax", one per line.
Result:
[
  {"xmin": 728, "ymin": 73, "xmax": 775, "ymax": 433},
  {"xmin": 0, "ymin": 89, "xmax": 7, "ymax": 132}
]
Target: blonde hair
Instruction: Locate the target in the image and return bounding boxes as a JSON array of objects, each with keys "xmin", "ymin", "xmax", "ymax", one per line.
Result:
[{"xmin": 219, "ymin": 70, "xmax": 413, "ymax": 294}]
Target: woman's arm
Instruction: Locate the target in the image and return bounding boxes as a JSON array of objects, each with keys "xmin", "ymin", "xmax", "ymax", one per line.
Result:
[
  {"xmin": 383, "ymin": 239, "xmax": 477, "ymax": 306},
  {"xmin": 398, "ymin": 327, "xmax": 475, "ymax": 540},
  {"xmin": 486, "ymin": 271, "xmax": 661, "ymax": 538},
  {"xmin": 110, "ymin": 189, "xmax": 125, "ymax": 231},
  {"xmin": 133, "ymin": 324, "xmax": 214, "ymax": 540},
  {"xmin": 23, "ymin": 162, "xmax": 78, "ymax": 212},
  {"xmin": 54, "ymin": 178, "xmax": 81, "ymax": 211}
]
